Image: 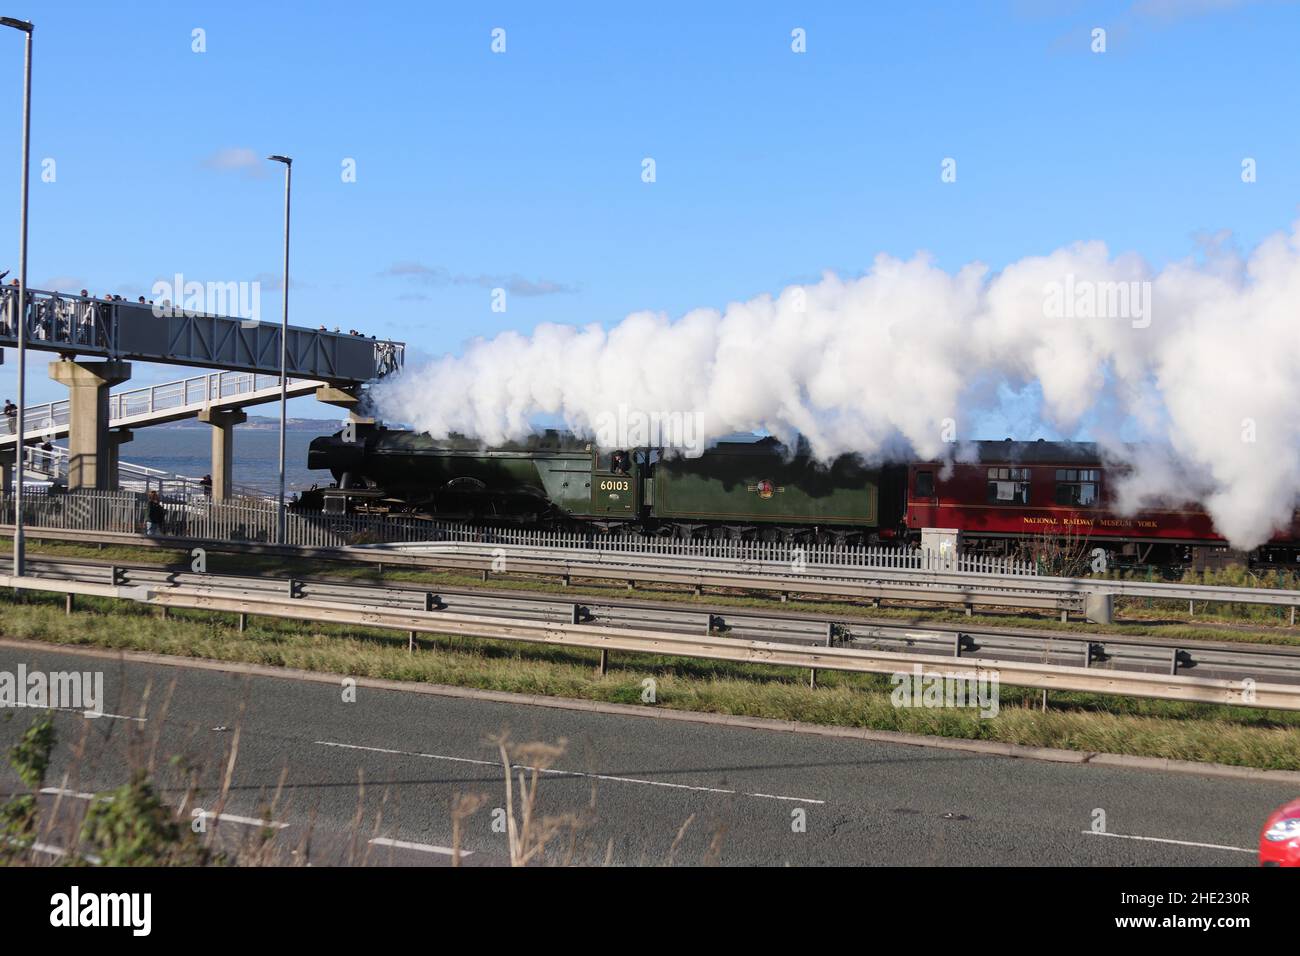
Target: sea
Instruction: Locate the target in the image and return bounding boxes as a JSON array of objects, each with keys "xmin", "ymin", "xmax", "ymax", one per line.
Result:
[{"xmin": 117, "ymin": 423, "xmax": 340, "ymax": 495}]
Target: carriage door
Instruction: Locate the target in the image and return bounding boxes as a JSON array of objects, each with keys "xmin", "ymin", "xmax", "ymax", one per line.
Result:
[{"xmin": 909, "ymin": 466, "xmax": 938, "ymax": 528}]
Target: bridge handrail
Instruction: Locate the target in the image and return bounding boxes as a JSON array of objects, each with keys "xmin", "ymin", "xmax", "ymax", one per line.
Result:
[
  {"xmin": 1, "ymin": 369, "xmax": 319, "ymax": 439},
  {"xmin": 21, "ymin": 443, "xmax": 265, "ymax": 500}
]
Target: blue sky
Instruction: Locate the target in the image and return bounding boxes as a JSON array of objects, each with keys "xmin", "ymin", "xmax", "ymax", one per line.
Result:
[{"xmin": 0, "ymin": 0, "xmax": 1296, "ymax": 426}]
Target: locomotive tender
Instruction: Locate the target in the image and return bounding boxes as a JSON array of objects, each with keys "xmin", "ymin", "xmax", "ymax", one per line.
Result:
[{"xmin": 305, "ymin": 426, "xmax": 1300, "ymax": 565}]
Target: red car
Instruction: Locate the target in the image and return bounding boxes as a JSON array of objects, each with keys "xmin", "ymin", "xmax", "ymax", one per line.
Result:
[{"xmin": 1259, "ymin": 797, "xmax": 1300, "ymax": 866}]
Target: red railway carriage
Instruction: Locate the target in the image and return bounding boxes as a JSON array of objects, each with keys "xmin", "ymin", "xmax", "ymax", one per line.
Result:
[{"xmin": 903, "ymin": 440, "xmax": 1242, "ymax": 564}]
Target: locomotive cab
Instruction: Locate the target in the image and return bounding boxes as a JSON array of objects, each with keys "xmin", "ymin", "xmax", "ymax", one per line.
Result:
[{"xmin": 589, "ymin": 446, "xmax": 642, "ymax": 521}]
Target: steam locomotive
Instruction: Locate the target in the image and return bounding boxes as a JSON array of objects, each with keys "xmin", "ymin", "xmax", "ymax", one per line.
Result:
[{"xmin": 305, "ymin": 425, "xmax": 1300, "ymax": 566}]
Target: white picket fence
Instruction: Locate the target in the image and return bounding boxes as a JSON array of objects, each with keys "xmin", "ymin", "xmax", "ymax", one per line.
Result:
[{"xmin": 0, "ymin": 489, "xmax": 1038, "ymax": 576}]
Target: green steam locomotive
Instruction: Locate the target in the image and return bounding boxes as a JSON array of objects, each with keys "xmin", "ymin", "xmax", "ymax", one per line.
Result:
[{"xmin": 305, "ymin": 425, "xmax": 906, "ymax": 542}]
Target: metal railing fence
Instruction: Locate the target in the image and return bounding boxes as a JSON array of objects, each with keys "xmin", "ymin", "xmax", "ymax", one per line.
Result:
[{"xmin": 0, "ymin": 487, "xmax": 1031, "ymax": 573}]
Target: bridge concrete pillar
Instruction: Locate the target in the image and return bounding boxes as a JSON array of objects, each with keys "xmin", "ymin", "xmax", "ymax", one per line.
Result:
[
  {"xmin": 198, "ymin": 407, "xmax": 246, "ymax": 500},
  {"xmin": 48, "ymin": 359, "xmax": 132, "ymax": 490},
  {"xmin": 106, "ymin": 429, "xmax": 132, "ymax": 491},
  {"xmin": 315, "ymin": 385, "xmax": 373, "ymax": 423}
]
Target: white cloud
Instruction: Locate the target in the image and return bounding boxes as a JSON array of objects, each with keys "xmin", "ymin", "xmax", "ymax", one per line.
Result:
[{"xmin": 201, "ymin": 147, "xmax": 270, "ymax": 179}]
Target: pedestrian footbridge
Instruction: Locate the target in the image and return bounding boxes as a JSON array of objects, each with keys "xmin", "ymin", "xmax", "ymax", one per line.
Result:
[
  {"xmin": 0, "ymin": 284, "xmax": 400, "ymax": 495},
  {"xmin": 0, "ymin": 288, "xmax": 403, "ymax": 384}
]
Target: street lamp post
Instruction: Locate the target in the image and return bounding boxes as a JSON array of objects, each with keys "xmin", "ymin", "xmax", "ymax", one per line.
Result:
[
  {"xmin": 267, "ymin": 154, "xmax": 291, "ymax": 544},
  {"xmin": 2, "ymin": 16, "xmax": 33, "ymax": 578}
]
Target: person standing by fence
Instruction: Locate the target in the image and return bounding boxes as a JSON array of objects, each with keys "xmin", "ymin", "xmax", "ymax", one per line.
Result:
[{"xmin": 145, "ymin": 490, "xmax": 165, "ymax": 536}]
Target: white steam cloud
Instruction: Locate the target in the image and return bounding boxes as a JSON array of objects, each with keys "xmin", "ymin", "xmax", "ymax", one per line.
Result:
[{"xmin": 375, "ymin": 223, "xmax": 1300, "ymax": 549}]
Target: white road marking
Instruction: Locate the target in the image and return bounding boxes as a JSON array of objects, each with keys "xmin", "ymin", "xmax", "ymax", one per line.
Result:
[
  {"xmin": 40, "ymin": 787, "xmax": 288, "ymax": 829},
  {"xmin": 316, "ymin": 739, "xmax": 825, "ymax": 805},
  {"xmin": 316, "ymin": 739, "xmax": 496, "ymax": 767},
  {"xmin": 10, "ymin": 700, "xmax": 145, "ymax": 722},
  {"xmin": 3, "ymin": 836, "xmax": 101, "ymax": 864},
  {"xmin": 745, "ymin": 791, "xmax": 824, "ymax": 804},
  {"xmin": 195, "ymin": 810, "xmax": 289, "ymax": 830},
  {"xmin": 369, "ymin": 837, "xmax": 471, "ymax": 857},
  {"xmin": 29, "ymin": 840, "xmax": 71, "ymax": 858},
  {"xmin": 1080, "ymin": 830, "xmax": 1254, "ymax": 854},
  {"xmin": 40, "ymin": 786, "xmax": 103, "ymax": 800}
]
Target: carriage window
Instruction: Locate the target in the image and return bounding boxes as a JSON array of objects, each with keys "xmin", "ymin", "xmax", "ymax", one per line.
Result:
[
  {"xmin": 915, "ymin": 470, "xmax": 934, "ymax": 498},
  {"xmin": 1054, "ymin": 468, "xmax": 1100, "ymax": 506},
  {"xmin": 986, "ymin": 467, "xmax": 1031, "ymax": 504}
]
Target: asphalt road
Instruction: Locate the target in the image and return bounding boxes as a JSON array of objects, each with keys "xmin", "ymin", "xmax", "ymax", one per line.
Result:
[{"xmin": 0, "ymin": 641, "xmax": 1292, "ymax": 866}]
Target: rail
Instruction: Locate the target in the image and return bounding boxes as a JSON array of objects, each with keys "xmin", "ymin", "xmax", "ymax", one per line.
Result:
[
  {"xmin": 4, "ymin": 568, "xmax": 1296, "ymax": 711},
  {"xmin": 22, "ymin": 555, "xmax": 1300, "ymax": 686}
]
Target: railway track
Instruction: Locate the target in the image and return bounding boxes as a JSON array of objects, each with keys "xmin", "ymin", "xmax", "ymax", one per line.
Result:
[{"xmin": 18, "ymin": 556, "xmax": 1300, "ymax": 686}]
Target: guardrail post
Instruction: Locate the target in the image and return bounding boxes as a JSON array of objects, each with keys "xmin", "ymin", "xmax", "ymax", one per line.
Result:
[
  {"xmin": 1082, "ymin": 642, "xmax": 1091, "ymax": 668},
  {"xmin": 954, "ymin": 634, "xmax": 963, "ymax": 658},
  {"xmin": 1084, "ymin": 593, "xmax": 1113, "ymax": 625},
  {"xmin": 424, "ymin": 592, "xmax": 437, "ymax": 612},
  {"xmin": 1169, "ymin": 648, "xmax": 1180, "ymax": 675},
  {"xmin": 809, "ymin": 667, "xmax": 817, "ymax": 689},
  {"xmin": 598, "ymin": 648, "xmax": 609, "ymax": 675},
  {"xmin": 287, "ymin": 578, "xmax": 298, "ymax": 599},
  {"xmin": 408, "ymin": 630, "xmax": 416, "ymax": 653},
  {"xmin": 65, "ymin": 593, "xmax": 73, "ymax": 615},
  {"xmin": 825, "ymin": 623, "xmax": 835, "ymax": 647},
  {"xmin": 570, "ymin": 604, "xmax": 582, "ymax": 625},
  {"xmin": 237, "ymin": 612, "xmax": 247, "ymax": 632},
  {"xmin": 109, "ymin": 565, "xmax": 121, "ymax": 587},
  {"xmin": 964, "ymin": 603, "xmax": 973, "ymax": 617},
  {"xmin": 627, "ymin": 579, "xmax": 635, "ymax": 591}
]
